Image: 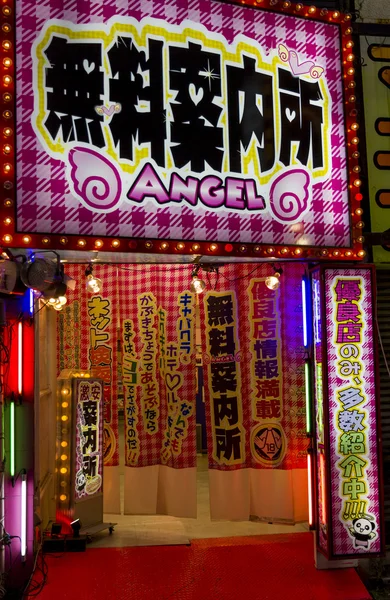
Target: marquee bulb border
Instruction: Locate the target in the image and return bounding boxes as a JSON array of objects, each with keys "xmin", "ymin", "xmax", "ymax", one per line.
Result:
[{"xmin": 0, "ymin": 0, "xmax": 364, "ymax": 261}]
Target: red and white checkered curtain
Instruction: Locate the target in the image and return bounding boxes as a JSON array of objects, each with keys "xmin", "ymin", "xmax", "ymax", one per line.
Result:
[
  {"xmin": 199, "ymin": 263, "xmax": 309, "ymax": 523},
  {"xmin": 58, "ymin": 264, "xmax": 197, "ymax": 517},
  {"xmin": 117, "ymin": 264, "xmax": 197, "ymax": 517}
]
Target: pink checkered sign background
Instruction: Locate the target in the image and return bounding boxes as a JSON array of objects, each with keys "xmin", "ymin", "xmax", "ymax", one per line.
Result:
[
  {"xmin": 16, "ymin": 0, "xmax": 350, "ymax": 247},
  {"xmin": 325, "ymin": 268, "xmax": 382, "ymax": 556}
]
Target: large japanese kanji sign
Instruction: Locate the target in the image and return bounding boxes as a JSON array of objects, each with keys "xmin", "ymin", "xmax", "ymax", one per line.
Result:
[
  {"xmin": 312, "ymin": 265, "xmax": 385, "ymax": 558},
  {"xmin": 74, "ymin": 379, "xmax": 104, "ymax": 501},
  {"xmin": 10, "ymin": 0, "xmax": 361, "ymax": 256}
]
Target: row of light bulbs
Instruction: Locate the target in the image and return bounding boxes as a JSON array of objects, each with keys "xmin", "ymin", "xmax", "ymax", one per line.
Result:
[{"xmin": 190, "ymin": 266, "xmax": 282, "ymax": 294}]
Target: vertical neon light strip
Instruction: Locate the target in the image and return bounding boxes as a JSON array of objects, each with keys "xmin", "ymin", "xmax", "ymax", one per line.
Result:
[
  {"xmin": 305, "ymin": 362, "xmax": 311, "ymax": 434},
  {"xmin": 28, "ymin": 289, "xmax": 34, "ymax": 317},
  {"xmin": 10, "ymin": 401, "xmax": 15, "ymax": 477},
  {"xmin": 302, "ymin": 278, "xmax": 308, "ymax": 347},
  {"xmin": 307, "ymin": 452, "xmax": 313, "ymax": 527},
  {"xmin": 18, "ymin": 322, "xmax": 22, "ymax": 396},
  {"xmin": 21, "ymin": 472, "xmax": 27, "ymax": 561},
  {"xmin": 319, "ymin": 452, "xmax": 327, "ymax": 523}
]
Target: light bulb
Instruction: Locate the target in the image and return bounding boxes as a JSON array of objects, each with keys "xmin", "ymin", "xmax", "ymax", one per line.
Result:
[
  {"xmin": 265, "ymin": 272, "xmax": 281, "ymax": 290},
  {"xmin": 86, "ymin": 274, "xmax": 102, "ymax": 294},
  {"xmin": 58, "ymin": 296, "xmax": 67, "ymax": 306},
  {"xmin": 190, "ymin": 276, "xmax": 206, "ymax": 295}
]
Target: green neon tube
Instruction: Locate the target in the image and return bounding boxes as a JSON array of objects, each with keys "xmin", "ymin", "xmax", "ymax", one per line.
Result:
[
  {"xmin": 305, "ymin": 363, "xmax": 312, "ymax": 435},
  {"xmin": 10, "ymin": 401, "xmax": 15, "ymax": 477}
]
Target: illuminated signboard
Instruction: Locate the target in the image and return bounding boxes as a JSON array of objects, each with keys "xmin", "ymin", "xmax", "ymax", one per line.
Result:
[
  {"xmin": 311, "ymin": 265, "xmax": 385, "ymax": 558},
  {"xmin": 74, "ymin": 379, "xmax": 103, "ymax": 501},
  {"xmin": 1, "ymin": 0, "xmax": 362, "ymax": 258}
]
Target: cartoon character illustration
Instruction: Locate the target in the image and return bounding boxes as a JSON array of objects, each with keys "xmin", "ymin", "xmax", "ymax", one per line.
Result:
[
  {"xmin": 348, "ymin": 515, "xmax": 376, "ymax": 549},
  {"xmin": 75, "ymin": 469, "xmax": 86, "ymax": 494}
]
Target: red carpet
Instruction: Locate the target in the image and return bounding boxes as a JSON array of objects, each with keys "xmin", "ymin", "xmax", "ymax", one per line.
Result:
[{"xmin": 35, "ymin": 533, "xmax": 370, "ymax": 600}]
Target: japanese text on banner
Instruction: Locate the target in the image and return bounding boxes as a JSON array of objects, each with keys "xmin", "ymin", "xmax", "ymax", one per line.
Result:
[
  {"xmin": 122, "ymin": 319, "xmax": 139, "ymax": 466},
  {"xmin": 87, "ymin": 295, "xmax": 114, "ymax": 464},
  {"xmin": 138, "ymin": 292, "xmax": 159, "ymax": 434},
  {"xmin": 204, "ymin": 291, "xmax": 245, "ymax": 466},
  {"xmin": 249, "ymin": 279, "xmax": 286, "ymax": 467},
  {"xmin": 75, "ymin": 380, "xmax": 103, "ymax": 499},
  {"xmin": 161, "ymin": 292, "xmax": 195, "ymax": 463},
  {"xmin": 333, "ymin": 277, "xmax": 377, "ymax": 550}
]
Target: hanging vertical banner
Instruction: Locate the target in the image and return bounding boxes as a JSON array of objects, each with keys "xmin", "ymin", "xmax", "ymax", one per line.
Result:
[
  {"xmin": 203, "ymin": 291, "xmax": 245, "ymax": 466},
  {"xmin": 117, "ymin": 265, "xmax": 197, "ymax": 470},
  {"xmin": 58, "ymin": 301, "xmax": 81, "ymax": 372},
  {"xmin": 248, "ymin": 280, "xmax": 286, "ymax": 466},
  {"xmin": 74, "ymin": 379, "xmax": 103, "ymax": 501},
  {"xmin": 56, "ymin": 264, "xmax": 119, "ymax": 468},
  {"xmin": 313, "ymin": 265, "xmax": 385, "ymax": 558},
  {"xmin": 87, "ymin": 292, "xmax": 117, "ymax": 466}
]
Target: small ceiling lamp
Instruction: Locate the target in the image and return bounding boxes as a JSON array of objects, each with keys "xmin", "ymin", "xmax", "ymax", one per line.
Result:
[
  {"xmin": 265, "ymin": 267, "xmax": 283, "ymax": 290},
  {"xmin": 190, "ymin": 265, "xmax": 206, "ymax": 295},
  {"xmin": 85, "ymin": 264, "xmax": 102, "ymax": 294}
]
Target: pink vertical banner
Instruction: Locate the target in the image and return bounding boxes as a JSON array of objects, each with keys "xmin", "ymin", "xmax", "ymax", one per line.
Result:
[{"xmin": 324, "ymin": 266, "xmax": 384, "ymax": 557}]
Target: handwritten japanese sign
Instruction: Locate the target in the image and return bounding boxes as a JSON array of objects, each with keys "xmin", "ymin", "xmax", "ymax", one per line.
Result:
[
  {"xmin": 16, "ymin": 0, "xmax": 351, "ymax": 248},
  {"xmin": 122, "ymin": 319, "xmax": 139, "ymax": 466},
  {"xmin": 161, "ymin": 292, "xmax": 195, "ymax": 463},
  {"xmin": 74, "ymin": 379, "xmax": 103, "ymax": 500},
  {"xmin": 87, "ymin": 295, "xmax": 115, "ymax": 465},
  {"xmin": 138, "ymin": 293, "xmax": 159, "ymax": 435},
  {"xmin": 325, "ymin": 268, "xmax": 383, "ymax": 556},
  {"xmin": 204, "ymin": 291, "xmax": 245, "ymax": 466}
]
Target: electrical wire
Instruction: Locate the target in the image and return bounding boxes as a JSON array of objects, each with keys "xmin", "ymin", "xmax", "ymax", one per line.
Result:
[{"xmin": 218, "ymin": 263, "xmax": 274, "ymax": 283}]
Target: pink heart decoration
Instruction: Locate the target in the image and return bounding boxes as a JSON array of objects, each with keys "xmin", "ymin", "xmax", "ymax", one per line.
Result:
[{"xmin": 288, "ymin": 51, "xmax": 315, "ymax": 76}]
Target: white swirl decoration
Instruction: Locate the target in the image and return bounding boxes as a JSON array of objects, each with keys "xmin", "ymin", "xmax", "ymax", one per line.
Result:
[
  {"xmin": 68, "ymin": 146, "xmax": 122, "ymax": 212},
  {"xmin": 269, "ymin": 169, "xmax": 310, "ymax": 223},
  {"xmin": 310, "ymin": 66, "xmax": 324, "ymax": 79}
]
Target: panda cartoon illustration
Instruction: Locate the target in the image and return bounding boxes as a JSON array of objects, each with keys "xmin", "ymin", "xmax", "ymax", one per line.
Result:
[
  {"xmin": 75, "ymin": 469, "xmax": 86, "ymax": 494},
  {"xmin": 348, "ymin": 516, "xmax": 376, "ymax": 549}
]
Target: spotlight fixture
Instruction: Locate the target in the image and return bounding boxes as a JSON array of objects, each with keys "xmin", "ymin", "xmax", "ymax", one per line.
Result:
[
  {"xmin": 190, "ymin": 265, "xmax": 206, "ymax": 295},
  {"xmin": 70, "ymin": 519, "xmax": 81, "ymax": 538},
  {"xmin": 85, "ymin": 264, "xmax": 102, "ymax": 294},
  {"xmin": 265, "ymin": 267, "xmax": 283, "ymax": 290},
  {"xmin": 21, "ymin": 251, "xmax": 73, "ymax": 299}
]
